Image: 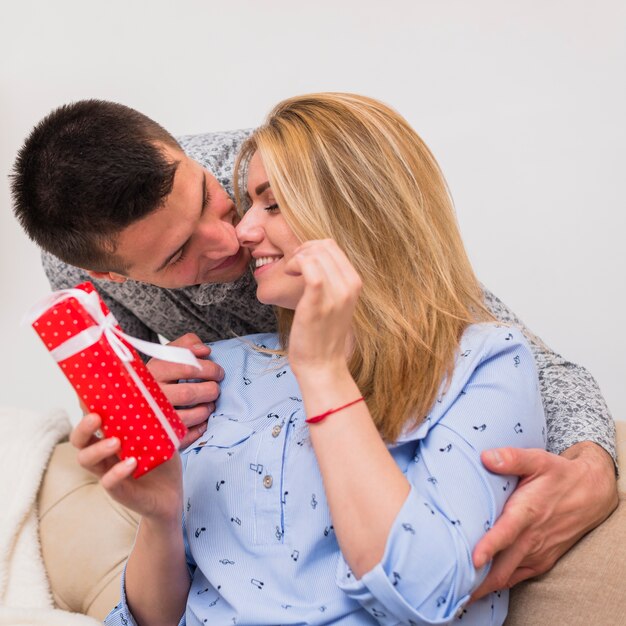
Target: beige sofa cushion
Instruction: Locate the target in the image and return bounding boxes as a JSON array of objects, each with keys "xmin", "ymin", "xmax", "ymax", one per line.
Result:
[
  {"xmin": 506, "ymin": 498, "xmax": 626, "ymax": 624},
  {"xmin": 38, "ymin": 422, "xmax": 626, "ymax": 623},
  {"xmin": 38, "ymin": 443, "xmax": 139, "ymax": 619}
]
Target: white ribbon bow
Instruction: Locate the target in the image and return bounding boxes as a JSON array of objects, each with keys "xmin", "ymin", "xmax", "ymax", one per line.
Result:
[{"xmin": 22, "ymin": 287, "xmax": 201, "ymax": 369}]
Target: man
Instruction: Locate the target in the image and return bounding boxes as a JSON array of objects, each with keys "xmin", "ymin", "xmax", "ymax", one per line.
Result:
[{"xmin": 11, "ymin": 100, "xmax": 618, "ymax": 599}]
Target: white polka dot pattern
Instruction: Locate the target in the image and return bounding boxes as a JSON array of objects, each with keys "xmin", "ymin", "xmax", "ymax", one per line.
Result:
[{"xmin": 30, "ymin": 281, "xmax": 187, "ymax": 478}]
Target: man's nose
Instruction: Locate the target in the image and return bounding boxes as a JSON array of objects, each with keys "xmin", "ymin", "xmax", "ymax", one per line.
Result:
[{"xmin": 197, "ymin": 219, "xmax": 240, "ymax": 257}]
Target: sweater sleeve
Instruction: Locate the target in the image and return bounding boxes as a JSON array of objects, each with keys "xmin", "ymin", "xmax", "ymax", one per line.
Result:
[
  {"xmin": 337, "ymin": 326, "xmax": 546, "ymax": 625},
  {"xmin": 482, "ymin": 287, "xmax": 616, "ymax": 464},
  {"xmin": 41, "ymin": 250, "xmax": 160, "ymax": 346}
]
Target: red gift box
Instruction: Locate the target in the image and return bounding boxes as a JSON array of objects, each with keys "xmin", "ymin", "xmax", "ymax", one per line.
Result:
[{"xmin": 25, "ymin": 282, "xmax": 198, "ymax": 478}]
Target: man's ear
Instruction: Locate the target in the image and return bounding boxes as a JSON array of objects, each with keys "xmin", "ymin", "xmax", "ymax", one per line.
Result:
[{"xmin": 86, "ymin": 270, "xmax": 127, "ymax": 283}]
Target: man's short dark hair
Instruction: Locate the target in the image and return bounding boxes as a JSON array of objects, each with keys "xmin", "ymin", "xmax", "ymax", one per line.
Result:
[{"xmin": 10, "ymin": 99, "xmax": 181, "ymax": 272}]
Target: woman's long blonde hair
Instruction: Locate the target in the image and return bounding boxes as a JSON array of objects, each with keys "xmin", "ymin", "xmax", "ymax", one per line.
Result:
[{"xmin": 235, "ymin": 93, "xmax": 492, "ymax": 442}]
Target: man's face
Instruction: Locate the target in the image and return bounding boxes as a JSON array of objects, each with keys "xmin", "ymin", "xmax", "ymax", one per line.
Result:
[{"xmin": 106, "ymin": 143, "xmax": 249, "ymax": 288}]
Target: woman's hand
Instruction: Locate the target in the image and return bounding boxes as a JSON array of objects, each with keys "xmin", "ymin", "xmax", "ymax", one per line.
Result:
[
  {"xmin": 284, "ymin": 239, "xmax": 362, "ymax": 378},
  {"xmin": 70, "ymin": 412, "xmax": 183, "ymax": 523},
  {"xmin": 72, "ymin": 414, "xmax": 191, "ymax": 626}
]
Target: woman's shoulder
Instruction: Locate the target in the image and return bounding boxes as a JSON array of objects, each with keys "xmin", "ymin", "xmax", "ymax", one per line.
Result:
[
  {"xmin": 460, "ymin": 322, "xmax": 530, "ymax": 357},
  {"xmin": 396, "ymin": 323, "xmax": 539, "ymax": 443},
  {"xmin": 451, "ymin": 322, "xmax": 536, "ymax": 393}
]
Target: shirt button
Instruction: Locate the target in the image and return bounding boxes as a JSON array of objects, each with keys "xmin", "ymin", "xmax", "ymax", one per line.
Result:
[
  {"xmin": 263, "ymin": 475, "xmax": 273, "ymax": 489},
  {"xmin": 271, "ymin": 425, "xmax": 282, "ymax": 438}
]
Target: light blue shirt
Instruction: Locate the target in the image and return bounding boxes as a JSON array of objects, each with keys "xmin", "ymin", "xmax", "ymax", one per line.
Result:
[{"xmin": 105, "ymin": 323, "xmax": 546, "ymax": 625}]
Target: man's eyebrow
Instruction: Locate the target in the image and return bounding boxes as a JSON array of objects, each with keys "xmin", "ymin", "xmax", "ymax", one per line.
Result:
[
  {"xmin": 155, "ymin": 173, "xmax": 208, "ymax": 272},
  {"xmin": 201, "ymin": 173, "xmax": 209, "ymax": 210}
]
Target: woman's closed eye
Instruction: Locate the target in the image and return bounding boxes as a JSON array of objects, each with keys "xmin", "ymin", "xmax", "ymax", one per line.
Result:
[{"xmin": 264, "ymin": 203, "xmax": 280, "ymax": 214}]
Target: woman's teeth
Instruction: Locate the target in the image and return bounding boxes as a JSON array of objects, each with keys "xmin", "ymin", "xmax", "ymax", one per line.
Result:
[{"xmin": 255, "ymin": 256, "xmax": 282, "ymax": 268}]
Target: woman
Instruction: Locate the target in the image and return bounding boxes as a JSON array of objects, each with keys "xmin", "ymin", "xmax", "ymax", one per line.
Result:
[{"xmin": 75, "ymin": 93, "xmax": 545, "ymax": 625}]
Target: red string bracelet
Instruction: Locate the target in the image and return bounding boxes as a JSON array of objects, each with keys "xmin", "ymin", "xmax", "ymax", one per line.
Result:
[{"xmin": 305, "ymin": 396, "xmax": 365, "ymax": 424}]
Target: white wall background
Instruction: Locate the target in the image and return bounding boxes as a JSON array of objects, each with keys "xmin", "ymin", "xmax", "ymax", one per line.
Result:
[{"xmin": 1, "ymin": 0, "xmax": 624, "ymax": 424}]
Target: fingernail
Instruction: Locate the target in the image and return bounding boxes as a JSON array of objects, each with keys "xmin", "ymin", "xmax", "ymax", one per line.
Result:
[
  {"xmin": 486, "ymin": 450, "xmax": 504, "ymax": 467},
  {"xmin": 474, "ymin": 552, "xmax": 486, "ymax": 568},
  {"xmin": 106, "ymin": 437, "xmax": 118, "ymax": 448},
  {"xmin": 193, "ymin": 343, "xmax": 209, "ymax": 352},
  {"xmin": 124, "ymin": 457, "xmax": 137, "ymax": 467}
]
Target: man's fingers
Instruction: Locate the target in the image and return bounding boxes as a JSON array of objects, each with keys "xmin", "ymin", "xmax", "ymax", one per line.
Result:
[
  {"xmin": 179, "ymin": 420, "xmax": 209, "ymax": 449},
  {"xmin": 471, "ymin": 537, "xmax": 531, "ymax": 600},
  {"xmin": 170, "ymin": 335, "xmax": 211, "ymax": 362},
  {"xmin": 177, "ymin": 403, "xmax": 214, "ymax": 429},
  {"xmin": 473, "ymin": 561, "xmax": 543, "ymax": 602},
  {"xmin": 147, "ymin": 358, "xmax": 191, "ymax": 384},
  {"xmin": 506, "ymin": 566, "xmax": 543, "ymax": 588},
  {"xmin": 177, "ymin": 400, "xmax": 214, "ymax": 448},
  {"xmin": 165, "ymin": 333, "xmax": 210, "ymax": 353},
  {"xmin": 147, "ymin": 334, "xmax": 220, "ymax": 384},
  {"xmin": 481, "ymin": 447, "xmax": 552, "ymax": 477},
  {"xmin": 149, "ymin": 357, "xmax": 223, "ymax": 386},
  {"xmin": 473, "ymin": 498, "xmax": 534, "ymax": 568},
  {"xmin": 166, "ymin": 381, "xmax": 220, "ymax": 408}
]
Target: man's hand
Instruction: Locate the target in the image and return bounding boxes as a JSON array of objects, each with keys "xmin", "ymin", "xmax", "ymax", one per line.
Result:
[
  {"xmin": 147, "ymin": 333, "xmax": 224, "ymax": 448},
  {"xmin": 471, "ymin": 442, "xmax": 618, "ymax": 600}
]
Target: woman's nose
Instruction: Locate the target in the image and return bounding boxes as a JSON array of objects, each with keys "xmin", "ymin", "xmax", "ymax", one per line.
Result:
[{"xmin": 236, "ymin": 210, "xmax": 264, "ymax": 247}]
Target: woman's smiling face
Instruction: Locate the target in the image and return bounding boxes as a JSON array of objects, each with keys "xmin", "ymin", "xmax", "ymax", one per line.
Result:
[{"xmin": 235, "ymin": 151, "xmax": 305, "ymax": 310}]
